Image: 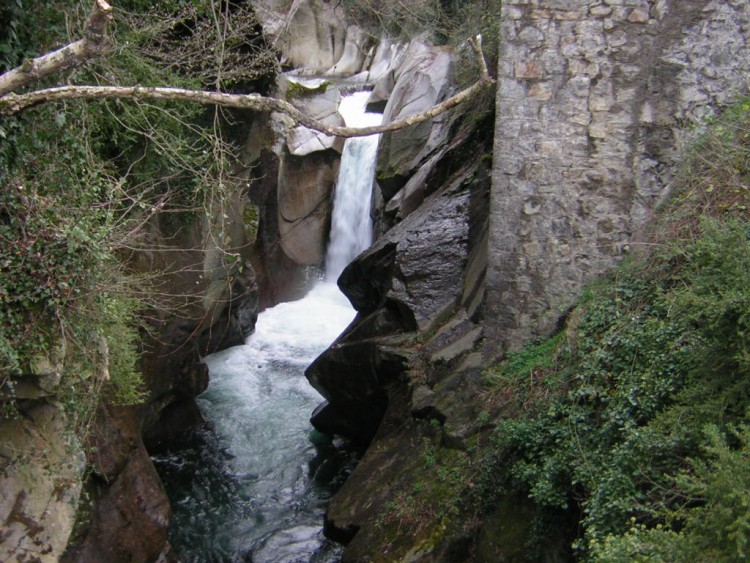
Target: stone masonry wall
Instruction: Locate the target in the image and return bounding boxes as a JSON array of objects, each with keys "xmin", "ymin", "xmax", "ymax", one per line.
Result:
[{"xmin": 486, "ymin": 0, "xmax": 750, "ymax": 357}]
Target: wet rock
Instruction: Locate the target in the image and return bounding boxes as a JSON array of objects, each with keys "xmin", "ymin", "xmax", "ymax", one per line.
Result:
[
  {"xmin": 66, "ymin": 442, "xmax": 171, "ymax": 563},
  {"xmin": 342, "ymin": 178, "xmax": 473, "ymax": 333},
  {"xmin": 308, "ymin": 118, "xmax": 492, "ymax": 448},
  {"xmin": 277, "ymin": 149, "xmax": 339, "ymax": 266},
  {"xmin": 311, "ymin": 399, "xmax": 381, "ymax": 448},
  {"xmin": 196, "ymin": 269, "xmax": 260, "ymax": 354},
  {"xmin": 313, "ymin": 106, "xmax": 493, "ymax": 560},
  {"xmin": 306, "ymin": 337, "xmax": 403, "ymax": 443}
]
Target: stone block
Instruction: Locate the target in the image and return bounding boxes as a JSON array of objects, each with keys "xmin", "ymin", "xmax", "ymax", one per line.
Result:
[
  {"xmin": 519, "ymin": 26, "xmax": 546, "ymax": 49},
  {"xmin": 528, "ymin": 81, "xmax": 553, "ymax": 100},
  {"xmin": 628, "ymin": 8, "xmax": 650, "ymax": 23},
  {"xmin": 590, "ymin": 4, "xmax": 614, "ymax": 16},
  {"xmin": 589, "ymin": 94, "xmax": 614, "ymax": 112},
  {"xmin": 515, "ymin": 61, "xmax": 545, "ymax": 79},
  {"xmin": 505, "ymin": 6, "xmax": 526, "ymax": 19}
]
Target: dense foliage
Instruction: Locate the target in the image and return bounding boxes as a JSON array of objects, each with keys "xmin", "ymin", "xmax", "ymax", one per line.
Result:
[
  {"xmin": 0, "ymin": 0, "xmax": 273, "ymax": 423},
  {"xmin": 481, "ymin": 96, "xmax": 750, "ymax": 561}
]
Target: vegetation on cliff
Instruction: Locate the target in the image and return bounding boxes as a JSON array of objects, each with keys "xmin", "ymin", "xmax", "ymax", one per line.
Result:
[
  {"xmin": 478, "ymin": 96, "xmax": 750, "ymax": 561},
  {"xmin": 0, "ymin": 0, "xmax": 275, "ymax": 421},
  {"xmin": 362, "ymin": 95, "xmax": 750, "ymax": 562}
]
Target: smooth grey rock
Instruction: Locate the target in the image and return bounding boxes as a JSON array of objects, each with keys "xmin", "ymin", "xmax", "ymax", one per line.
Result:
[
  {"xmin": 326, "ymin": 25, "xmax": 372, "ymax": 77},
  {"xmin": 281, "ymin": 79, "xmax": 345, "ymax": 156},
  {"xmin": 377, "ymin": 41, "xmax": 455, "ymax": 190},
  {"xmin": 277, "ymin": 149, "xmax": 338, "ymax": 266},
  {"xmin": 0, "ymin": 404, "xmax": 85, "ymax": 562},
  {"xmin": 257, "ymin": 0, "xmax": 346, "ymax": 72}
]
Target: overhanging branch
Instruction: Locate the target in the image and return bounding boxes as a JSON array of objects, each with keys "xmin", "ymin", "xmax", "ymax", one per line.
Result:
[
  {"xmin": 0, "ymin": 75, "xmax": 494, "ymax": 138},
  {"xmin": 0, "ymin": 0, "xmax": 112, "ymax": 97},
  {"xmin": 0, "ymin": 0, "xmax": 495, "ymax": 139}
]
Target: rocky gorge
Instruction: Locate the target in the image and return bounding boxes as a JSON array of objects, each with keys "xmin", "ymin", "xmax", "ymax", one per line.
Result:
[{"xmin": 2, "ymin": 0, "xmax": 750, "ymax": 561}]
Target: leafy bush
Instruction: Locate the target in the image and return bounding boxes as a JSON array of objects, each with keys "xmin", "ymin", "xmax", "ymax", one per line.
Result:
[
  {"xmin": 0, "ymin": 0, "xmax": 269, "ymax": 424},
  {"xmin": 479, "ymin": 97, "xmax": 750, "ymax": 560},
  {"xmin": 592, "ymin": 423, "xmax": 750, "ymax": 562},
  {"xmin": 0, "ymin": 97, "xmax": 148, "ymax": 413}
]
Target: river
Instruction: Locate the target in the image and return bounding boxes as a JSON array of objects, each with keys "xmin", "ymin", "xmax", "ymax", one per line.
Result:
[{"xmin": 152, "ymin": 91, "xmax": 381, "ymax": 562}]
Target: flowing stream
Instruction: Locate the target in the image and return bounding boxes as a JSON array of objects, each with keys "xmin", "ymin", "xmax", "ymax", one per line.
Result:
[{"xmin": 153, "ymin": 91, "xmax": 381, "ymax": 562}]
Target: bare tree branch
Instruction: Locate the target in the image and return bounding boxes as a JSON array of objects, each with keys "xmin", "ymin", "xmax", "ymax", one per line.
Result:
[
  {"xmin": 0, "ymin": 0, "xmax": 112, "ymax": 97},
  {"xmin": 469, "ymin": 34, "xmax": 490, "ymax": 81},
  {"xmin": 0, "ymin": 73, "xmax": 494, "ymax": 137},
  {"xmin": 0, "ymin": 0, "xmax": 495, "ymax": 138}
]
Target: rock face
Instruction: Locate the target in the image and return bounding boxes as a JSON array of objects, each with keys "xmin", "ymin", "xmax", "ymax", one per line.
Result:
[
  {"xmin": 376, "ymin": 40, "xmax": 455, "ymax": 200},
  {"xmin": 249, "ymin": 142, "xmax": 316, "ymax": 308},
  {"xmin": 306, "ymin": 107, "xmax": 493, "ymax": 557},
  {"xmin": 281, "ymin": 79, "xmax": 345, "ymax": 156},
  {"xmin": 132, "ymin": 187, "xmax": 260, "ymax": 448},
  {"xmin": 63, "ymin": 406, "xmax": 171, "ymax": 563},
  {"xmin": 277, "ymin": 148, "xmax": 339, "ymax": 266},
  {"xmin": 306, "ymin": 115, "xmax": 492, "ymax": 442},
  {"xmin": 0, "ymin": 404, "xmax": 85, "ymax": 563},
  {"xmin": 58, "ymin": 182, "xmax": 260, "ymax": 561},
  {"xmin": 486, "ymin": 0, "xmax": 750, "ymax": 357},
  {"xmin": 246, "ymin": 1, "xmax": 461, "ymax": 301},
  {"xmin": 254, "ymin": 0, "xmax": 348, "ymax": 73}
]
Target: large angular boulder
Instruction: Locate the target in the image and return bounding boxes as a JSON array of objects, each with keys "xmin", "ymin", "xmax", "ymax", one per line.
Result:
[
  {"xmin": 305, "ymin": 115, "xmax": 491, "ymax": 445},
  {"xmin": 305, "ymin": 109, "xmax": 494, "ymax": 559}
]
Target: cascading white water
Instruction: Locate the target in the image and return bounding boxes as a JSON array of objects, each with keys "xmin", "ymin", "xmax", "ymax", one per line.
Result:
[
  {"xmin": 152, "ymin": 91, "xmax": 382, "ymax": 562},
  {"xmin": 325, "ymin": 92, "xmax": 383, "ymax": 280}
]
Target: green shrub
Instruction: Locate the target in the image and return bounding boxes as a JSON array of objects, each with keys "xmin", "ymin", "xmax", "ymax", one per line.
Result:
[
  {"xmin": 592, "ymin": 423, "xmax": 750, "ymax": 562},
  {"xmin": 479, "ymin": 98, "xmax": 750, "ymax": 558},
  {"xmin": 0, "ymin": 0, "xmax": 264, "ymax": 429}
]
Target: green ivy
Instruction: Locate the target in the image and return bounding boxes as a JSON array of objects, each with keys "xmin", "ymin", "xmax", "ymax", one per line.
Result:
[
  {"xmin": 473, "ymin": 97, "xmax": 750, "ymax": 560},
  {"xmin": 480, "ymin": 218, "xmax": 750, "ymax": 559},
  {"xmin": 0, "ymin": 0, "xmax": 247, "ymax": 424}
]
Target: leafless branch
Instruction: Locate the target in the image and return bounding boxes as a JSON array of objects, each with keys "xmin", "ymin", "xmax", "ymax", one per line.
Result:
[
  {"xmin": 0, "ymin": 0, "xmax": 494, "ymax": 138},
  {"xmin": 0, "ymin": 67, "xmax": 494, "ymax": 137}
]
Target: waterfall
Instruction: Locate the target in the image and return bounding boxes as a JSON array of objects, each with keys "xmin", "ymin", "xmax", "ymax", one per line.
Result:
[
  {"xmin": 325, "ymin": 92, "xmax": 382, "ymax": 280},
  {"xmin": 152, "ymin": 91, "xmax": 381, "ymax": 562}
]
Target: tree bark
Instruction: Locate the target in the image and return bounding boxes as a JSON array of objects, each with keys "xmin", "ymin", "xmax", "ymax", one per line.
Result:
[
  {"xmin": 0, "ymin": 76, "xmax": 493, "ymax": 138},
  {"xmin": 0, "ymin": 0, "xmax": 112, "ymax": 97}
]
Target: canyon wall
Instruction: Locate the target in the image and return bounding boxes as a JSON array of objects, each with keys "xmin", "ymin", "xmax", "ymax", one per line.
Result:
[
  {"xmin": 486, "ymin": 0, "xmax": 750, "ymax": 357},
  {"xmin": 7, "ymin": 0, "xmax": 750, "ymax": 560},
  {"xmin": 305, "ymin": 0, "xmax": 750, "ymax": 559}
]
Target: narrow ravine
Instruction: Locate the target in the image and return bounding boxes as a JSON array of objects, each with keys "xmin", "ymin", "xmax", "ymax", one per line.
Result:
[{"xmin": 153, "ymin": 91, "xmax": 381, "ymax": 562}]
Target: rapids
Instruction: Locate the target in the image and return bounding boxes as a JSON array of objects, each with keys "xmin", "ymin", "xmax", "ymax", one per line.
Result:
[{"xmin": 153, "ymin": 90, "xmax": 382, "ymax": 562}]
